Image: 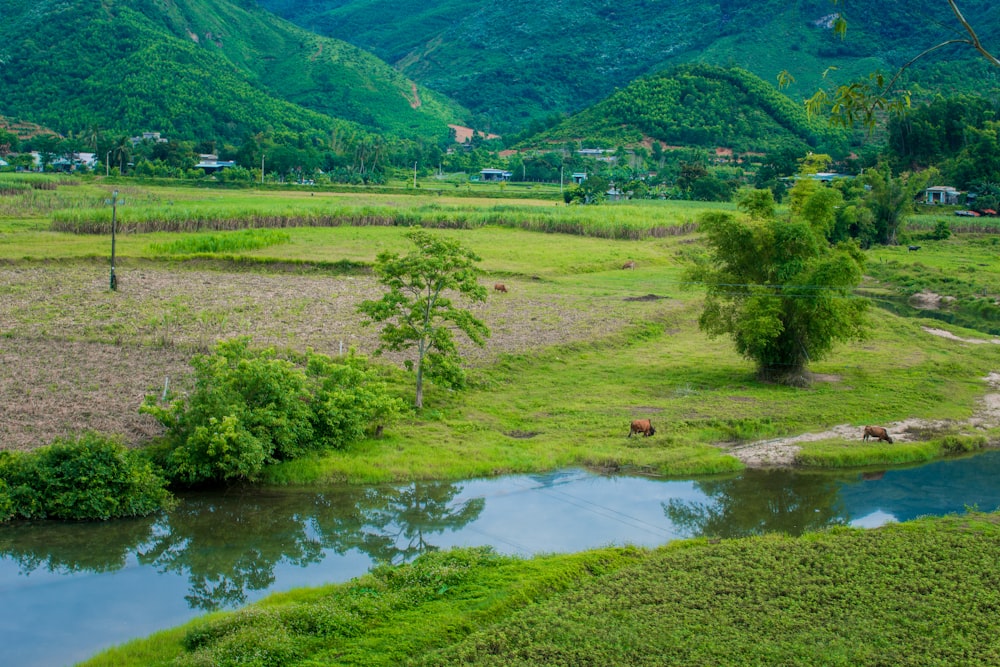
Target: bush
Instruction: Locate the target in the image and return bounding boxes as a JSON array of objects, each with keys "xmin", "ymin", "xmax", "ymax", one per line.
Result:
[
  {"xmin": 142, "ymin": 338, "xmax": 405, "ymax": 485},
  {"xmin": 0, "ymin": 433, "xmax": 173, "ymax": 521}
]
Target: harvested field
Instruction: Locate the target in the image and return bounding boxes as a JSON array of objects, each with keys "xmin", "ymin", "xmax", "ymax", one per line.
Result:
[{"xmin": 0, "ymin": 262, "xmax": 673, "ymax": 450}]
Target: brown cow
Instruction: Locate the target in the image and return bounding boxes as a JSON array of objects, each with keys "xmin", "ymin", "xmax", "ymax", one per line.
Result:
[
  {"xmin": 494, "ymin": 283, "xmax": 508, "ymax": 293},
  {"xmin": 628, "ymin": 419, "xmax": 656, "ymax": 437},
  {"xmin": 862, "ymin": 425, "xmax": 893, "ymax": 444},
  {"xmin": 622, "ymin": 260, "xmax": 636, "ymax": 270}
]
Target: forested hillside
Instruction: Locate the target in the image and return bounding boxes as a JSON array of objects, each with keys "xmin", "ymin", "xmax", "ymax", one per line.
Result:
[
  {"xmin": 529, "ymin": 64, "xmax": 850, "ymax": 156},
  {"xmin": 258, "ymin": 0, "xmax": 1000, "ymax": 132},
  {"xmin": 0, "ymin": 0, "xmax": 464, "ymax": 142}
]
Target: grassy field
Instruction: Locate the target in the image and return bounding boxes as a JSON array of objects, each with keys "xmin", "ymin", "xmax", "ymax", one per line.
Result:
[
  {"xmin": 6, "ymin": 176, "xmax": 1000, "ymax": 666},
  {"xmin": 2, "ymin": 177, "xmax": 1000, "ymax": 479},
  {"xmin": 79, "ymin": 511, "xmax": 1000, "ymax": 666}
]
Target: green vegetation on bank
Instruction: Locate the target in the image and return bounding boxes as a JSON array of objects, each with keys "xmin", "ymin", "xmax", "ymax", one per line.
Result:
[
  {"xmin": 81, "ymin": 511, "xmax": 1000, "ymax": 666},
  {"xmin": 0, "ymin": 433, "xmax": 173, "ymax": 521}
]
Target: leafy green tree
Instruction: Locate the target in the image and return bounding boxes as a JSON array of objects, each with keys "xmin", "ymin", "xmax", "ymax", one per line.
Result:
[
  {"xmin": 359, "ymin": 229, "xmax": 490, "ymax": 409},
  {"xmin": 564, "ymin": 174, "xmax": 609, "ymax": 204},
  {"xmin": 689, "ymin": 202, "xmax": 869, "ymax": 384},
  {"xmin": 861, "ymin": 163, "xmax": 932, "ymax": 245},
  {"xmin": 142, "ymin": 338, "xmax": 402, "ymax": 484}
]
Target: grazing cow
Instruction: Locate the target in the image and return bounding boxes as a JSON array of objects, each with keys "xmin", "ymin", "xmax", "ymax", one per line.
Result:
[
  {"xmin": 908, "ymin": 245, "xmax": 921, "ymax": 252},
  {"xmin": 622, "ymin": 260, "xmax": 636, "ymax": 270},
  {"xmin": 628, "ymin": 419, "xmax": 656, "ymax": 437},
  {"xmin": 862, "ymin": 425, "xmax": 893, "ymax": 444},
  {"xmin": 494, "ymin": 283, "xmax": 508, "ymax": 293}
]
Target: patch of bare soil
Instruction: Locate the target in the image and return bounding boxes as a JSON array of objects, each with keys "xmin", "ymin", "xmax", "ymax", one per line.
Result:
[
  {"xmin": 623, "ymin": 294, "xmax": 668, "ymax": 302},
  {"xmin": 922, "ymin": 326, "xmax": 1000, "ymax": 345},
  {"xmin": 0, "ymin": 264, "xmax": 671, "ymax": 450},
  {"xmin": 727, "ymin": 371, "xmax": 1000, "ymax": 468}
]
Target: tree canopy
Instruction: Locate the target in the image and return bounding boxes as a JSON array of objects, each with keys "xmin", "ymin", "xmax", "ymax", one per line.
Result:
[{"xmin": 689, "ymin": 187, "xmax": 869, "ymax": 384}]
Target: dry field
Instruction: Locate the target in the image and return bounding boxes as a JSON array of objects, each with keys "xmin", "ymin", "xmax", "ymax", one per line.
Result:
[{"xmin": 0, "ymin": 261, "xmax": 668, "ymax": 450}]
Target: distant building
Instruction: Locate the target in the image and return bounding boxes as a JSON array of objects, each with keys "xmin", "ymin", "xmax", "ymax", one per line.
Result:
[
  {"xmin": 571, "ymin": 172, "xmax": 587, "ymax": 185},
  {"xmin": 924, "ymin": 186, "xmax": 960, "ymax": 205},
  {"xmin": 195, "ymin": 154, "xmax": 236, "ymax": 174},
  {"xmin": 479, "ymin": 168, "xmax": 512, "ymax": 182},
  {"xmin": 131, "ymin": 132, "xmax": 168, "ymax": 146},
  {"xmin": 577, "ymin": 148, "xmax": 605, "ymax": 157}
]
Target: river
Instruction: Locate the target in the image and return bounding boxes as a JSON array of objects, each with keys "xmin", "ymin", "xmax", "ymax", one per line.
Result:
[{"xmin": 2, "ymin": 451, "xmax": 1000, "ymax": 666}]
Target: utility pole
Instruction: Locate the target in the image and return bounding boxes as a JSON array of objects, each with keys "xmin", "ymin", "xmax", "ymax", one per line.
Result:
[
  {"xmin": 413, "ymin": 161, "xmax": 418, "ymax": 188},
  {"xmin": 260, "ymin": 153, "xmax": 265, "ymax": 184},
  {"xmin": 109, "ymin": 190, "xmax": 119, "ymax": 291}
]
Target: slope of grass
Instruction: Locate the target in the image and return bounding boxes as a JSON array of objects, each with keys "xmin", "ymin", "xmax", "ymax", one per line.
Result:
[{"xmin": 79, "ymin": 511, "xmax": 1000, "ymax": 666}]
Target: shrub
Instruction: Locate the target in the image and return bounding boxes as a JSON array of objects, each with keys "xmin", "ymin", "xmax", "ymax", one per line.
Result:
[
  {"xmin": 142, "ymin": 338, "xmax": 405, "ymax": 485},
  {"xmin": 0, "ymin": 433, "xmax": 173, "ymax": 521}
]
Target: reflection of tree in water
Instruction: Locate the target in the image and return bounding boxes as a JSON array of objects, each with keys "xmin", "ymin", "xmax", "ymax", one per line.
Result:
[
  {"xmin": 139, "ymin": 491, "xmax": 326, "ymax": 610},
  {"xmin": 664, "ymin": 469, "xmax": 849, "ymax": 539},
  {"xmin": 0, "ymin": 481, "xmax": 484, "ymax": 612},
  {"xmin": 0, "ymin": 516, "xmax": 156, "ymax": 574},
  {"xmin": 312, "ymin": 481, "xmax": 485, "ymax": 565}
]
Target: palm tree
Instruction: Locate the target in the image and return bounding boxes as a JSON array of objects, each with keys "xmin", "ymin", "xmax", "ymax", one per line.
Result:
[{"xmin": 112, "ymin": 136, "xmax": 131, "ymax": 175}]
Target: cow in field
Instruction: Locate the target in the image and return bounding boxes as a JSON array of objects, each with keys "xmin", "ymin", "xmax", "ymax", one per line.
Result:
[
  {"xmin": 863, "ymin": 425, "xmax": 893, "ymax": 444},
  {"xmin": 628, "ymin": 419, "xmax": 656, "ymax": 437},
  {"xmin": 622, "ymin": 260, "xmax": 636, "ymax": 270},
  {"xmin": 494, "ymin": 283, "xmax": 508, "ymax": 293}
]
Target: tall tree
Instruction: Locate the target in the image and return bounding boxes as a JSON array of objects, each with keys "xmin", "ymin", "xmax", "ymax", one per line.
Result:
[
  {"xmin": 358, "ymin": 229, "xmax": 489, "ymax": 409},
  {"xmin": 689, "ymin": 198, "xmax": 869, "ymax": 384}
]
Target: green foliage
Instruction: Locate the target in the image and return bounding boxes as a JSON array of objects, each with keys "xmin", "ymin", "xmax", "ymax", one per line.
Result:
[
  {"xmin": 148, "ymin": 229, "xmax": 291, "ymax": 255},
  {"xmin": 859, "ymin": 164, "xmax": 932, "ymax": 246},
  {"xmin": 0, "ymin": 433, "xmax": 173, "ymax": 521},
  {"xmin": 0, "ymin": 0, "xmax": 460, "ymax": 145},
  {"xmin": 533, "ymin": 64, "xmax": 848, "ymax": 155},
  {"xmin": 359, "ymin": 229, "xmax": 489, "ymax": 408},
  {"xmin": 689, "ymin": 203, "xmax": 869, "ymax": 382},
  {"xmin": 142, "ymin": 338, "xmax": 404, "ymax": 484},
  {"xmin": 930, "ymin": 219, "xmax": 951, "ymax": 240}
]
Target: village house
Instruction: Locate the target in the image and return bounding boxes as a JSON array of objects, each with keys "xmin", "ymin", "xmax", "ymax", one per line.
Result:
[
  {"xmin": 479, "ymin": 168, "xmax": 512, "ymax": 182},
  {"xmin": 924, "ymin": 185, "xmax": 960, "ymax": 205},
  {"xmin": 195, "ymin": 154, "xmax": 236, "ymax": 174}
]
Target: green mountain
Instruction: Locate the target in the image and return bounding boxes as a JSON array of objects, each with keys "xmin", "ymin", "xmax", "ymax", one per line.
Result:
[
  {"xmin": 257, "ymin": 0, "xmax": 1000, "ymax": 132},
  {"xmin": 529, "ymin": 64, "xmax": 849, "ymax": 155},
  {"xmin": 0, "ymin": 0, "xmax": 466, "ymax": 142}
]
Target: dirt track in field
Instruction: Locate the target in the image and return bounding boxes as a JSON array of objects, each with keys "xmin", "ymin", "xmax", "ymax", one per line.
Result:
[{"xmin": 0, "ymin": 263, "xmax": 667, "ymax": 450}]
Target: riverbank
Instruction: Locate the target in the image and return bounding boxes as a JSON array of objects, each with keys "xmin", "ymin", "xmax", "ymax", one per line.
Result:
[{"xmin": 79, "ymin": 510, "xmax": 1000, "ymax": 666}]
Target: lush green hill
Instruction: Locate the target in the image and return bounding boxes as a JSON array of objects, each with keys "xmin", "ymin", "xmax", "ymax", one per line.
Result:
[
  {"xmin": 527, "ymin": 64, "xmax": 850, "ymax": 155},
  {"xmin": 257, "ymin": 0, "xmax": 1000, "ymax": 132},
  {"xmin": 0, "ymin": 0, "xmax": 465, "ymax": 142}
]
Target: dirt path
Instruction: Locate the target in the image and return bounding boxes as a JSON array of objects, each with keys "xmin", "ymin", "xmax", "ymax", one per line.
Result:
[
  {"xmin": 727, "ymin": 371, "xmax": 1000, "ymax": 468},
  {"xmin": 726, "ymin": 327, "xmax": 1000, "ymax": 467}
]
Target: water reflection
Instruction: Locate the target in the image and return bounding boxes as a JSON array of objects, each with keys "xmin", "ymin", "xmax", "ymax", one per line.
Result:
[
  {"xmin": 4, "ymin": 453, "xmax": 1000, "ymax": 667},
  {"xmin": 664, "ymin": 469, "xmax": 849, "ymax": 539},
  {"xmin": 0, "ymin": 480, "xmax": 483, "ymax": 611},
  {"xmin": 0, "ymin": 515, "xmax": 156, "ymax": 574}
]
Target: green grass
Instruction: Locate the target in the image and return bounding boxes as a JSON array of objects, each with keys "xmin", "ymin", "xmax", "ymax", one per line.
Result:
[
  {"xmin": 796, "ymin": 432, "xmax": 995, "ymax": 468},
  {"xmin": 79, "ymin": 511, "xmax": 1000, "ymax": 666},
  {"xmin": 4, "ymin": 180, "xmax": 1000, "ymax": 481},
  {"xmin": 147, "ymin": 229, "xmax": 291, "ymax": 255}
]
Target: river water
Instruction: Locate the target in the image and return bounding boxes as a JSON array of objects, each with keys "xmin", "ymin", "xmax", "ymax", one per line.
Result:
[{"xmin": 3, "ymin": 451, "xmax": 1000, "ymax": 667}]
